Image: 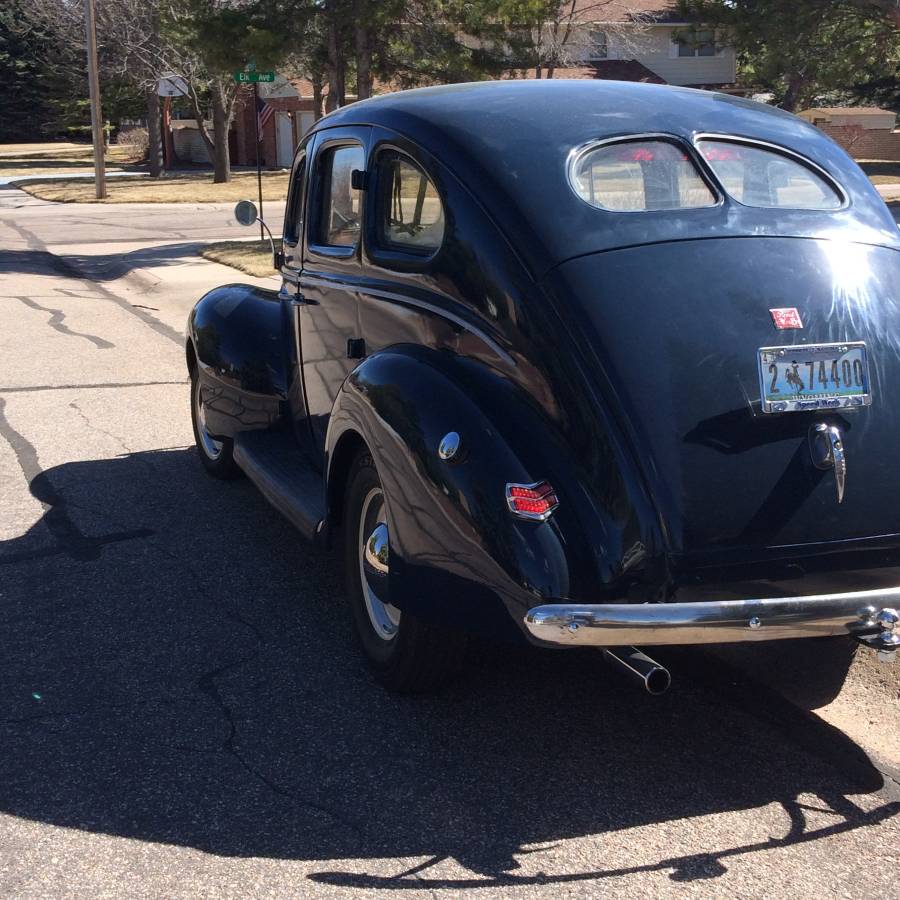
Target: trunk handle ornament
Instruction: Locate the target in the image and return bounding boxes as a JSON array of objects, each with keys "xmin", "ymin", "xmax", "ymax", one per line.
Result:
[{"xmin": 809, "ymin": 423, "xmax": 846, "ymax": 504}]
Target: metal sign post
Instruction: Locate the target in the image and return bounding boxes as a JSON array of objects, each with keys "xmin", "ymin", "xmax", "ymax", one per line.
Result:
[
  {"xmin": 253, "ymin": 81, "xmax": 264, "ymax": 242},
  {"xmin": 236, "ymin": 67, "xmax": 275, "ymax": 242}
]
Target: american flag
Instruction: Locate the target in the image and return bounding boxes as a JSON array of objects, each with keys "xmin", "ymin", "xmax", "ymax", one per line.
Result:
[{"xmin": 256, "ymin": 94, "xmax": 274, "ymax": 139}]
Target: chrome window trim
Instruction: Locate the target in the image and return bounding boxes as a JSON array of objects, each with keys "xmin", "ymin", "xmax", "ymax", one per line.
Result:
[
  {"xmin": 692, "ymin": 132, "xmax": 849, "ymax": 210},
  {"xmin": 565, "ymin": 132, "xmax": 723, "ymax": 213}
]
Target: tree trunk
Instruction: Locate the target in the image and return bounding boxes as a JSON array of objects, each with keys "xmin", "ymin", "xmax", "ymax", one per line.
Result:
[
  {"xmin": 546, "ymin": 62, "xmax": 556, "ymax": 78},
  {"xmin": 211, "ymin": 80, "xmax": 231, "ymax": 183},
  {"xmin": 325, "ymin": 2, "xmax": 345, "ymax": 110},
  {"xmin": 312, "ymin": 75, "xmax": 324, "ymax": 120},
  {"xmin": 355, "ymin": 0, "xmax": 372, "ymax": 101},
  {"xmin": 356, "ymin": 25, "xmax": 372, "ymax": 99},
  {"xmin": 145, "ymin": 86, "xmax": 163, "ymax": 177},
  {"xmin": 779, "ymin": 72, "xmax": 806, "ymax": 112},
  {"xmin": 535, "ymin": 63, "xmax": 542, "ymax": 78}
]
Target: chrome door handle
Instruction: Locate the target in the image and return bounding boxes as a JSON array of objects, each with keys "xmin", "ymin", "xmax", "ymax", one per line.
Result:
[{"xmin": 809, "ymin": 423, "xmax": 847, "ymax": 504}]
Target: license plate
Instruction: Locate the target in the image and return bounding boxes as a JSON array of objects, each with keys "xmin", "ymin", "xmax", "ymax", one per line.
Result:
[{"xmin": 758, "ymin": 342, "xmax": 872, "ymax": 413}]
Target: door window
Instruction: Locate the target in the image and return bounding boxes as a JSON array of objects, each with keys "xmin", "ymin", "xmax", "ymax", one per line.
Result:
[
  {"xmin": 375, "ymin": 153, "xmax": 445, "ymax": 253},
  {"xmin": 316, "ymin": 144, "xmax": 365, "ymax": 247},
  {"xmin": 283, "ymin": 154, "xmax": 306, "ymax": 247}
]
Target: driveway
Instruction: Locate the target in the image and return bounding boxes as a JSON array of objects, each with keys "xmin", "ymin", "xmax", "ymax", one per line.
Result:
[{"xmin": 0, "ymin": 189, "xmax": 898, "ymax": 898}]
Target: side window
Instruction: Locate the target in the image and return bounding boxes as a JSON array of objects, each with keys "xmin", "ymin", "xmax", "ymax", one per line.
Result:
[
  {"xmin": 571, "ymin": 139, "xmax": 716, "ymax": 211},
  {"xmin": 375, "ymin": 154, "xmax": 445, "ymax": 253},
  {"xmin": 316, "ymin": 144, "xmax": 365, "ymax": 247},
  {"xmin": 697, "ymin": 139, "xmax": 843, "ymax": 210},
  {"xmin": 283, "ymin": 155, "xmax": 306, "ymax": 247}
]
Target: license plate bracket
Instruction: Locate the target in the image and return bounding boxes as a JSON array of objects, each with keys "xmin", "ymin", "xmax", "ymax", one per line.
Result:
[{"xmin": 757, "ymin": 342, "xmax": 872, "ymax": 414}]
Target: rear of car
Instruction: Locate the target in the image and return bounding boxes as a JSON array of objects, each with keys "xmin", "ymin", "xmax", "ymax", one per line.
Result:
[{"xmin": 525, "ymin": 108, "xmax": 900, "ymax": 659}]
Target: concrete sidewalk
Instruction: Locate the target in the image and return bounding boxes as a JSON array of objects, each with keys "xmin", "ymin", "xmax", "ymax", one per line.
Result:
[
  {"xmin": 0, "ymin": 183, "xmax": 280, "ymax": 336},
  {"xmin": 876, "ymin": 182, "xmax": 900, "ymax": 202}
]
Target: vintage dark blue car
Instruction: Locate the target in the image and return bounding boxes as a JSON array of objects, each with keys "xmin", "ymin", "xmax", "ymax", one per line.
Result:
[{"xmin": 187, "ymin": 79, "xmax": 900, "ymax": 693}]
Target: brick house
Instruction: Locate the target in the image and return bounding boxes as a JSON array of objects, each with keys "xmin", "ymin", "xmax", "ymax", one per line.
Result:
[{"xmin": 798, "ymin": 107, "xmax": 900, "ymax": 160}]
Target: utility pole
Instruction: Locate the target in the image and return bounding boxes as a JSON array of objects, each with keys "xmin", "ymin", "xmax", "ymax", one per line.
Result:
[{"xmin": 83, "ymin": 0, "xmax": 106, "ymax": 199}]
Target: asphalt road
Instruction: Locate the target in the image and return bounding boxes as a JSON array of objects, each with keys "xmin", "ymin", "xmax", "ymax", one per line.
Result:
[{"xmin": 0, "ymin": 189, "xmax": 898, "ymax": 898}]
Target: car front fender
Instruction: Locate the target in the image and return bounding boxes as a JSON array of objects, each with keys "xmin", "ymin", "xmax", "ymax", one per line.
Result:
[{"xmin": 187, "ymin": 283, "xmax": 288, "ymax": 438}]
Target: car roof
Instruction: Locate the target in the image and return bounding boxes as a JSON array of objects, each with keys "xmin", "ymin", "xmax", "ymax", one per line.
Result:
[{"xmin": 318, "ymin": 80, "xmax": 900, "ymax": 274}]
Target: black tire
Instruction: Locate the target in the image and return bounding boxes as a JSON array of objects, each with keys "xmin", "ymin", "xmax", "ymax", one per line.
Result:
[
  {"xmin": 343, "ymin": 450, "xmax": 467, "ymax": 693},
  {"xmin": 190, "ymin": 367, "xmax": 241, "ymax": 480}
]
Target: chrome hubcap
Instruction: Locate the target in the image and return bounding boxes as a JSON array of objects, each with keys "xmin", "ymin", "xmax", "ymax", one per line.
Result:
[
  {"xmin": 358, "ymin": 487, "xmax": 400, "ymax": 640},
  {"xmin": 194, "ymin": 379, "xmax": 223, "ymax": 460}
]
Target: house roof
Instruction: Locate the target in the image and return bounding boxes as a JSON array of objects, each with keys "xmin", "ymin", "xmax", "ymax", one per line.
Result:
[
  {"xmin": 802, "ymin": 106, "xmax": 894, "ymax": 116},
  {"xmin": 571, "ymin": 0, "xmax": 684, "ymax": 24},
  {"xmin": 588, "ymin": 60, "xmax": 666, "ymax": 82}
]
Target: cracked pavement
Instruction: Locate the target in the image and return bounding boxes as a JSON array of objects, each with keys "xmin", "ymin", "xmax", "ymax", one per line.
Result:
[{"xmin": 0, "ymin": 186, "xmax": 898, "ymax": 898}]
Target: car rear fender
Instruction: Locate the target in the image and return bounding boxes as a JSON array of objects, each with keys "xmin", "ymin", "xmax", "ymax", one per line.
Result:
[{"xmin": 325, "ymin": 344, "xmax": 667, "ymax": 640}]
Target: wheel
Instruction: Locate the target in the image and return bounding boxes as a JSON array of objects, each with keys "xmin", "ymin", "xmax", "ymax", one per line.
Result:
[
  {"xmin": 190, "ymin": 366, "xmax": 241, "ymax": 479},
  {"xmin": 343, "ymin": 450, "xmax": 467, "ymax": 693}
]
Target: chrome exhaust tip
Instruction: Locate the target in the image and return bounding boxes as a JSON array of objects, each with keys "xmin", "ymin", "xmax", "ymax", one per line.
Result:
[{"xmin": 603, "ymin": 646, "xmax": 671, "ymax": 695}]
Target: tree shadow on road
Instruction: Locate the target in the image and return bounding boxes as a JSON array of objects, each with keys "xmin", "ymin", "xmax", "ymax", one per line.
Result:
[
  {"xmin": 0, "ymin": 243, "xmax": 261, "ymax": 284},
  {"xmin": 0, "ymin": 447, "xmax": 896, "ymax": 889}
]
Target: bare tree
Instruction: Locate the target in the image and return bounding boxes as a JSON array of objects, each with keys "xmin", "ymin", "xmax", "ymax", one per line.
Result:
[{"xmin": 523, "ymin": 1, "xmax": 654, "ymax": 78}]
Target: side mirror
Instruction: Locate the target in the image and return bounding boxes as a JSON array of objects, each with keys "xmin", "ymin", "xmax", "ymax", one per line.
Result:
[{"xmin": 234, "ymin": 199, "xmax": 258, "ymax": 227}]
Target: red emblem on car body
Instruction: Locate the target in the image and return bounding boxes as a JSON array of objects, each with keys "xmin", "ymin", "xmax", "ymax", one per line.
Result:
[{"xmin": 770, "ymin": 307, "xmax": 803, "ymax": 329}]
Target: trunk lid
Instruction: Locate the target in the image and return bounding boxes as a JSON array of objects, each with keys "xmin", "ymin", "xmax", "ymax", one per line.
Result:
[{"xmin": 547, "ymin": 236, "xmax": 900, "ymax": 558}]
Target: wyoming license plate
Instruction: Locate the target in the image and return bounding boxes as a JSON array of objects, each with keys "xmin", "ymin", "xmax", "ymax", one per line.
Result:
[{"xmin": 758, "ymin": 342, "xmax": 872, "ymax": 413}]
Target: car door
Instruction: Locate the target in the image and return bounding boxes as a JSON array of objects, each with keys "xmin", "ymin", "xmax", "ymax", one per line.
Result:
[
  {"xmin": 280, "ymin": 139, "xmax": 312, "ymax": 437},
  {"xmin": 297, "ymin": 126, "xmax": 370, "ymax": 465}
]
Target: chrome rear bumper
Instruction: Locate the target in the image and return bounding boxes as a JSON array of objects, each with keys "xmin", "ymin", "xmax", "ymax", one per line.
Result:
[{"xmin": 525, "ymin": 587, "xmax": 900, "ymax": 653}]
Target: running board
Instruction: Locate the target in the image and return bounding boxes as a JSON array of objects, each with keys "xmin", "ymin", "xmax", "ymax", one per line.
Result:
[{"xmin": 233, "ymin": 430, "xmax": 326, "ymax": 541}]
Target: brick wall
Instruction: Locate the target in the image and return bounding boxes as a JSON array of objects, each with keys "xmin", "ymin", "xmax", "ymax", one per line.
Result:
[
  {"xmin": 231, "ymin": 89, "xmax": 318, "ymax": 167},
  {"xmin": 817, "ymin": 124, "xmax": 900, "ymax": 161}
]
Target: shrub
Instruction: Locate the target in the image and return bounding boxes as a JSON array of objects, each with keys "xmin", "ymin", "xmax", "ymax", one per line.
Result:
[{"xmin": 116, "ymin": 126, "xmax": 149, "ymax": 160}]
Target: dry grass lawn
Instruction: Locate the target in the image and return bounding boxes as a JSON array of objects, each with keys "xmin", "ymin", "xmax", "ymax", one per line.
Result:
[
  {"xmin": 0, "ymin": 142, "xmax": 136, "ymax": 177},
  {"xmin": 16, "ymin": 170, "xmax": 289, "ymax": 203},
  {"xmin": 200, "ymin": 239, "xmax": 281, "ymax": 277}
]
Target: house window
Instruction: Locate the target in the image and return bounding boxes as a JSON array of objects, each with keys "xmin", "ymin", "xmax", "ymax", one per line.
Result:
[
  {"xmin": 677, "ymin": 29, "xmax": 716, "ymax": 57},
  {"xmin": 587, "ymin": 29, "xmax": 607, "ymax": 60}
]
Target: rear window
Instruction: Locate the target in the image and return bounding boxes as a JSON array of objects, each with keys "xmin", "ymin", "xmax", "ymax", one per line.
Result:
[
  {"xmin": 697, "ymin": 139, "xmax": 842, "ymax": 210},
  {"xmin": 571, "ymin": 139, "xmax": 717, "ymax": 211}
]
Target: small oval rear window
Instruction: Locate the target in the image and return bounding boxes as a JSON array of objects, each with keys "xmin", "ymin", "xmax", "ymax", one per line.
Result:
[
  {"xmin": 697, "ymin": 139, "xmax": 842, "ymax": 210},
  {"xmin": 571, "ymin": 139, "xmax": 717, "ymax": 211}
]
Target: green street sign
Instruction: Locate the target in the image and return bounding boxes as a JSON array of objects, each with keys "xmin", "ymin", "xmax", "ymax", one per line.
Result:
[{"xmin": 233, "ymin": 71, "xmax": 275, "ymax": 83}]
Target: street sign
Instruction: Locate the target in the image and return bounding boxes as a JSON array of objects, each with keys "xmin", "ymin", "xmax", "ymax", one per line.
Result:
[{"xmin": 234, "ymin": 71, "xmax": 275, "ymax": 83}]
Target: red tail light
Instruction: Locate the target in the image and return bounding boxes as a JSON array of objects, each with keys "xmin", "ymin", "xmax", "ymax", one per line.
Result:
[{"xmin": 506, "ymin": 481, "xmax": 559, "ymax": 521}]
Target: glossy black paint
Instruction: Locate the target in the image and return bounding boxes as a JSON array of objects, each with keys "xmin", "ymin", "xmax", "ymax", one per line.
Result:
[{"xmin": 186, "ymin": 80, "xmax": 900, "ymax": 644}]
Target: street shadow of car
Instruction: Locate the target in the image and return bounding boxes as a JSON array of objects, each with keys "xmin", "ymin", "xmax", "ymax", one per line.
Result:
[{"xmin": 0, "ymin": 447, "xmax": 896, "ymax": 889}]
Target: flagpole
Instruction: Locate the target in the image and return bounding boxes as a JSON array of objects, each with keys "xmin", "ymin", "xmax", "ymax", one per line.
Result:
[{"xmin": 254, "ymin": 81, "xmax": 264, "ymax": 241}]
